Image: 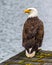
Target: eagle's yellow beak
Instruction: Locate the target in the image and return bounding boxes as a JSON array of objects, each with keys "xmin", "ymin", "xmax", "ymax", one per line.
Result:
[{"xmin": 24, "ymin": 9, "xmax": 31, "ymax": 13}]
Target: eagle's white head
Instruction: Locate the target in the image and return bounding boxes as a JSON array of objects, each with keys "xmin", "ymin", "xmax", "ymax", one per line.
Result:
[{"xmin": 24, "ymin": 8, "xmax": 38, "ymax": 18}]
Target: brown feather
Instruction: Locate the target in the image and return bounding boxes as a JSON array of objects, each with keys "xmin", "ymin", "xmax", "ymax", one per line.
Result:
[{"xmin": 22, "ymin": 17, "xmax": 44, "ymax": 51}]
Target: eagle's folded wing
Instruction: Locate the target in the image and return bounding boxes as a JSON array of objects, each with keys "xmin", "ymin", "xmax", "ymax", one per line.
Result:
[{"xmin": 22, "ymin": 25, "xmax": 39, "ymax": 47}]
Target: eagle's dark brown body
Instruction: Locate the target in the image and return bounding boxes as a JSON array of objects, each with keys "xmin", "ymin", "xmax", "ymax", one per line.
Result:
[{"xmin": 22, "ymin": 17, "xmax": 44, "ymax": 53}]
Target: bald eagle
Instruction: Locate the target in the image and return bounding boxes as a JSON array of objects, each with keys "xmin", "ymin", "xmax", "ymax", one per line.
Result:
[{"xmin": 22, "ymin": 8, "xmax": 44, "ymax": 58}]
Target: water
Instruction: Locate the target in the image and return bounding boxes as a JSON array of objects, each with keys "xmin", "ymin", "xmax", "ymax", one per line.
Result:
[{"xmin": 0, "ymin": 0, "xmax": 52, "ymax": 63}]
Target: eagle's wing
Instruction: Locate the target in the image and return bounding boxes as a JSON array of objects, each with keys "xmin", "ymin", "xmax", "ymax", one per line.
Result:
[
  {"xmin": 22, "ymin": 23, "xmax": 39, "ymax": 47},
  {"xmin": 35, "ymin": 21, "xmax": 44, "ymax": 47}
]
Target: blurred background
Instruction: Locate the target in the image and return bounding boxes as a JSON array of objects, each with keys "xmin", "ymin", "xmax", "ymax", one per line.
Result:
[{"xmin": 0, "ymin": 0, "xmax": 52, "ymax": 63}]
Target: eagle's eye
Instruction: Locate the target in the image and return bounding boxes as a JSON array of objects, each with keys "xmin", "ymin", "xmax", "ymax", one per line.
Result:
[{"xmin": 29, "ymin": 9, "xmax": 31, "ymax": 11}]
